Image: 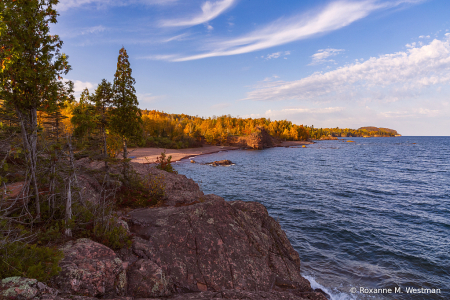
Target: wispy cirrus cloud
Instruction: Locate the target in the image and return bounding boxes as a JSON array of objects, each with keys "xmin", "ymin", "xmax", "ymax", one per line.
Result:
[
  {"xmin": 59, "ymin": 25, "xmax": 107, "ymax": 38},
  {"xmin": 160, "ymin": 0, "xmax": 236, "ymax": 27},
  {"xmin": 166, "ymin": 0, "xmax": 423, "ymax": 61},
  {"xmin": 264, "ymin": 51, "xmax": 291, "ymax": 60},
  {"xmin": 164, "ymin": 32, "xmax": 192, "ymax": 43},
  {"xmin": 265, "ymin": 107, "xmax": 344, "ymax": 118},
  {"xmin": 244, "ymin": 36, "xmax": 450, "ymax": 102},
  {"xmin": 57, "ymin": 0, "xmax": 177, "ymax": 11},
  {"xmin": 309, "ymin": 48, "xmax": 344, "ymax": 65}
]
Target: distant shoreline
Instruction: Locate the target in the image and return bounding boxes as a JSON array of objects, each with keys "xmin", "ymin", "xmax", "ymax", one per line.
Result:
[{"xmin": 129, "ymin": 140, "xmax": 314, "ymax": 164}]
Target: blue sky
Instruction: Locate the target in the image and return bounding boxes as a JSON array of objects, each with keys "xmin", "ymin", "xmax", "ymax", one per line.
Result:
[{"xmin": 53, "ymin": 0, "xmax": 450, "ymax": 135}]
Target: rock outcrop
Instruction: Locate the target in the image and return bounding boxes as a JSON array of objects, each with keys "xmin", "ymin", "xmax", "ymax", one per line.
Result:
[
  {"xmin": 119, "ymin": 191, "xmax": 326, "ymax": 300},
  {"xmin": 130, "ymin": 162, "xmax": 205, "ymax": 207},
  {"xmin": 1, "ymin": 166, "xmax": 328, "ymax": 300},
  {"xmin": 0, "ymin": 277, "xmax": 58, "ymax": 299},
  {"xmin": 228, "ymin": 126, "xmax": 278, "ymax": 150}
]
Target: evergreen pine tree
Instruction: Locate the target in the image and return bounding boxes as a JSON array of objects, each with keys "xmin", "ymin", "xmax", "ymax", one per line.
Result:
[
  {"xmin": 71, "ymin": 88, "xmax": 97, "ymax": 146},
  {"xmin": 92, "ymin": 79, "xmax": 113, "ymax": 166},
  {"xmin": 110, "ymin": 47, "xmax": 142, "ymax": 160},
  {"xmin": 0, "ymin": 0, "xmax": 74, "ymax": 218}
]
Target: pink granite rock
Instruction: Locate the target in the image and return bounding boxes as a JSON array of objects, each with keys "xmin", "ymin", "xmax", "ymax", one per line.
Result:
[
  {"xmin": 126, "ymin": 195, "xmax": 327, "ymax": 300},
  {"xmin": 51, "ymin": 238, "xmax": 127, "ymax": 298}
]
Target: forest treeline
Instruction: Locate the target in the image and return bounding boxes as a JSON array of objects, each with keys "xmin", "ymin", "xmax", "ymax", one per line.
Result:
[
  {"xmin": 31, "ymin": 105, "xmax": 399, "ymax": 152},
  {"xmin": 26, "ymin": 104, "xmax": 402, "ymax": 153}
]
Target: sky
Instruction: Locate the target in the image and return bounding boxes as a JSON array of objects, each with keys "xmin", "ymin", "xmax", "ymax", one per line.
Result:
[{"xmin": 52, "ymin": 0, "xmax": 450, "ymax": 136}]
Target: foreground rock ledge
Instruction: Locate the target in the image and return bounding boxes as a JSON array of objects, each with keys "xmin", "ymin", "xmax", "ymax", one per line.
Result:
[{"xmin": 0, "ymin": 167, "xmax": 328, "ymax": 300}]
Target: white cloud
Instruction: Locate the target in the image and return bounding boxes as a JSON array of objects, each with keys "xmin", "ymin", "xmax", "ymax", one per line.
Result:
[
  {"xmin": 56, "ymin": 0, "xmax": 178, "ymax": 11},
  {"xmin": 66, "ymin": 79, "xmax": 95, "ymax": 99},
  {"xmin": 263, "ymin": 75, "xmax": 280, "ymax": 81},
  {"xmin": 139, "ymin": 54, "xmax": 179, "ymax": 61},
  {"xmin": 419, "ymin": 35, "xmax": 430, "ymax": 39},
  {"xmin": 266, "ymin": 107, "xmax": 344, "ymax": 116},
  {"xmin": 164, "ymin": 33, "xmax": 191, "ymax": 42},
  {"xmin": 265, "ymin": 51, "xmax": 291, "ymax": 60},
  {"xmin": 310, "ymin": 48, "xmax": 344, "ymax": 65},
  {"xmin": 137, "ymin": 93, "xmax": 165, "ymax": 105},
  {"xmin": 170, "ymin": 0, "xmax": 422, "ymax": 61},
  {"xmin": 379, "ymin": 108, "xmax": 442, "ymax": 118},
  {"xmin": 58, "ymin": 25, "xmax": 107, "ymax": 38},
  {"xmin": 210, "ymin": 102, "xmax": 231, "ymax": 109},
  {"xmin": 72, "ymin": 80, "xmax": 95, "ymax": 93},
  {"xmin": 160, "ymin": 0, "xmax": 236, "ymax": 27},
  {"xmin": 244, "ymin": 36, "xmax": 450, "ymax": 101},
  {"xmin": 57, "ymin": 0, "xmax": 177, "ymax": 11}
]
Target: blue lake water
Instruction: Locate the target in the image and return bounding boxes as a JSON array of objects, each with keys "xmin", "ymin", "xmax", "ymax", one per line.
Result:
[{"xmin": 173, "ymin": 137, "xmax": 450, "ymax": 300}]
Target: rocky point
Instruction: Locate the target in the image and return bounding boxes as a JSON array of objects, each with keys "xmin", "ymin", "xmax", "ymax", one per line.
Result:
[{"xmin": 0, "ymin": 164, "xmax": 329, "ymax": 300}]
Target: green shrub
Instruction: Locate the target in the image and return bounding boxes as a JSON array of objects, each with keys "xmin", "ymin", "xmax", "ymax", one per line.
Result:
[
  {"xmin": 116, "ymin": 172, "xmax": 165, "ymax": 209},
  {"xmin": 72, "ymin": 202, "xmax": 132, "ymax": 250},
  {"xmin": 0, "ymin": 242, "xmax": 63, "ymax": 282},
  {"xmin": 155, "ymin": 150, "xmax": 177, "ymax": 174}
]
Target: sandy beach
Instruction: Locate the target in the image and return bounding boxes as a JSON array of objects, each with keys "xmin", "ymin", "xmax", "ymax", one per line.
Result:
[
  {"xmin": 128, "ymin": 145, "xmax": 240, "ymax": 164},
  {"xmin": 128, "ymin": 140, "xmax": 313, "ymax": 164}
]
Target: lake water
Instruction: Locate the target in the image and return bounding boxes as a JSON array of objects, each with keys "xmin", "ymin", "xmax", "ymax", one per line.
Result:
[{"xmin": 173, "ymin": 137, "xmax": 450, "ymax": 300}]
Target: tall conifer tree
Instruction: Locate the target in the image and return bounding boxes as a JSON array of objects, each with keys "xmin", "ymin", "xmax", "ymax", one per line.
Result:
[
  {"xmin": 92, "ymin": 79, "xmax": 113, "ymax": 166},
  {"xmin": 111, "ymin": 47, "xmax": 142, "ymax": 160},
  {"xmin": 0, "ymin": 0, "xmax": 73, "ymax": 218},
  {"xmin": 71, "ymin": 88, "xmax": 96, "ymax": 144}
]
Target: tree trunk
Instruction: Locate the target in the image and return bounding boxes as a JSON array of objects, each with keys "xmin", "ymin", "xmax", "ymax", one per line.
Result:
[
  {"xmin": 123, "ymin": 138, "xmax": 127, "ymax": 159},
  {"xmin": 16, "ymin": 107, "xmax": 40, "ymax": 220},
  {"xmin": 103, "ymin": 126, "xmax": 108, "ymax": 168},
  {"xmin": 65, "ymin": 177, "xmax": 72, "ymax": 237}
]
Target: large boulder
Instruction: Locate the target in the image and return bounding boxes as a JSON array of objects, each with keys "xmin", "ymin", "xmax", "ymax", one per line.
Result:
[
  {"xmin": 51, "ymin": 238, "xmax": 127, "ymax": 298},
  {"xmin": 125, "ymin": 195, "xmax": 326, "ymax": 300},
  {"xmin": 0, "ymin": 277, "xmax": 58, "ymax": 300}
]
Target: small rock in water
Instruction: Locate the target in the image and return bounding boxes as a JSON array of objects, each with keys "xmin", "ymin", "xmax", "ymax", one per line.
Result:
[
  {"xmin": 190, "ymin": 160, "xmax": 195, "ymax": 163},
  {"xmin": 206, "ymin": 159, "xmax": 234, "ymax": 166}
]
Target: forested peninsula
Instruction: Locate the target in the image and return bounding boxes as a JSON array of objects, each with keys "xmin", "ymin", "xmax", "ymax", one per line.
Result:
[{"xmin": 30, "ymin": 102, "xmax": 400, "ymax": 153}]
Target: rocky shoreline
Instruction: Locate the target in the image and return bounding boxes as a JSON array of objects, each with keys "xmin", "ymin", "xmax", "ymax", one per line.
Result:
[{"xmin": 0, "ymin": 163, "xmax": 328, "ymax": 300}]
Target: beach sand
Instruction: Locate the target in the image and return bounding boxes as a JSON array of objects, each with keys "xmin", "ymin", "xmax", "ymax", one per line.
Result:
[
  {"xmin": 128, "ymin": 145, "xmax": 240, "ymax": 164},
  {"xmin": 128, "ymin": 140, "xmax": 313, "ymax": 164}
]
